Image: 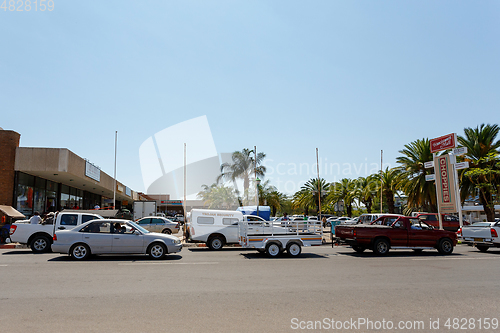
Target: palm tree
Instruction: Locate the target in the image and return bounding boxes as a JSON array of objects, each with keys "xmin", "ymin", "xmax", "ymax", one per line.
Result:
[
  {"xmin": 458, "ymin": 124, "xmax": 500, "ymax": 221},
  {"xmin": 379, "ymin": 167, "xmax": 402, "ymax": 214},
  {"xmin": 197, "ymin": 183, "xmax": 238, "ymax": 209},
  {"xmin": 258, "ymin": 181, "xmax": 288, "ymax": 217},
  {"xmin": 217, "ymin": 148, "xmax": 266, "ymax": 205},
  {"xmin": 397, "ymin": 138, "xmax": 437, "ymax": 213},
  {"xmin": 353, "ymin": 175, "xmax": 379, "ymax": 214},
  {"xmin": 327, "ymin": 178, "xmax": 356, "ymax": 217},
  {"xmin": 292, "ymin": 178, "xmax": 329, "ymax": 216}
]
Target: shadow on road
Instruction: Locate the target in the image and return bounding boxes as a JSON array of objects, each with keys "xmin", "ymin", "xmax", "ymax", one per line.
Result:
[
  {"xmin": 1, "ymin": 250, "xmax": 32, "ymax": 255},
  {"xmin": 336, "ymin": 250, "xmax": 466, "ymax": 258},
  {"xmin": 240, "ymin": 252, "xmax": 329, "ymax": 259},
  {"xmin": 47, "ymin": 254, "xmax": 183, "ymax": 262},
  {"xmin": 187, "ymin": 247, "xmax": 253, "ymax": 252}
]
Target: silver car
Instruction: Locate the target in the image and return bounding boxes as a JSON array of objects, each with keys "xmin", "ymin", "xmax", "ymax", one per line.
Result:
[
  {"xmin": 135, "ymin": 216, "xmax": 180, "ymax": 234},
  {"xmin": 52, "ymin": 219, "xmax": 182, "ymax": 260}
]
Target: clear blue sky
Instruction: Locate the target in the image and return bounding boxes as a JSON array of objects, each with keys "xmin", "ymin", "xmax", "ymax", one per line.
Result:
[{"xmin": 1, "ymin": 1, "xmax": 499, "ymax": 197}]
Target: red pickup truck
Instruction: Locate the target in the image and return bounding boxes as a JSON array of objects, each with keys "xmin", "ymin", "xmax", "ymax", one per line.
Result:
[{"xmin": 335, "ymin": 216, "xmax": 457, "ymax": 255}]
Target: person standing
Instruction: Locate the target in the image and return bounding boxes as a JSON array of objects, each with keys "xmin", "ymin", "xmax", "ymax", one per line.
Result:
[{"xmin": 30, "ymin": 211, "xmax": 42, "ymax": 224}]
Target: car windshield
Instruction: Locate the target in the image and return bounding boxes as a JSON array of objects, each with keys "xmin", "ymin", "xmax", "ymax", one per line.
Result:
[{"xmin": 128, "ymin": 221, "xmax": 150, "ymax": 234}]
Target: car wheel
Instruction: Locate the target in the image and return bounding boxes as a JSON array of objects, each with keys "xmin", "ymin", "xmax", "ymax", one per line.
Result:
[
  {"xmin": 352, "ymin": 245, "xmax": 365, "ymax": 253},
  {"xmin": 476, "ymin": 245, "xmax": 489, "ymax": 252},
  {"xmin": 286, "ymin": 243, "xmax": 302, "ymax": 257},
  {"xmin": 437, "ymin": 238, "xmax": 454, "ymax": 255},
  {"xmin": 148, "ymin": 243, "xmax": 166, "ymax": 259},
  {"xmin": 207, "ymin": 236, "xmax": 224, "ymax": 250},
  {"xmin": 162, "ymin": 229, "xmax": 172, "ymax": 234},
  {"xmin": 266, "ymin": 243, "xmax": 281, "ymax": 258},
  {"xmin": 70, "ymin": 243, "xmax": 90, "ymax": 260},
  {"xmin": 373, "ymin": 239, "xmax": 390, "ymax": 255},
  {"xmin": 30, "ymin": 235, "xmax": 50, "ymax": 254}
]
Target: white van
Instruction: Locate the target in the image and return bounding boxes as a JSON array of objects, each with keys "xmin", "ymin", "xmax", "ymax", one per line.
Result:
[{"xmin": 188, "ymin": 209, "xmax": 244, "ymax": 250}]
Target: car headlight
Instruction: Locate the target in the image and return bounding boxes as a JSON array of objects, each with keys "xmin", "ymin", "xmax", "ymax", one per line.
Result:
[{"xmin": 173, "ymin": 239, "xmax": 181, "ymax": 245}]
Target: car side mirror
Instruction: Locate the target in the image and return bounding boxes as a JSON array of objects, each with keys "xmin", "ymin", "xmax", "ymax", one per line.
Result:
[{"xmin": 133, "ymin": 230, "xmax": 141, "ymax": 235}]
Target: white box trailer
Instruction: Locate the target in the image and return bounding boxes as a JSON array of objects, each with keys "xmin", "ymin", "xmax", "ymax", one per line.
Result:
[{"xmin": 133, "ymin": 201, "xmax": 157, "ymax": 221}]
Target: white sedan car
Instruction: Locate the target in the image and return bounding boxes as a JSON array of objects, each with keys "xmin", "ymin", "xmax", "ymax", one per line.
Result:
[
  {"xmin": 52, "ymin": 219, "xmax": 182, "ymax": 260},
  {"xmin": 135, "ymin": 216, "xmax": 180, "ymax": 234}
]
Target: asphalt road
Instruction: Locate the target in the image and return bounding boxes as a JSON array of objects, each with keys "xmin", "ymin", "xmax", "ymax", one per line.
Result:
[{"xmin": 1, "ymin": 244, "xmax": 499, "ymax": 333}]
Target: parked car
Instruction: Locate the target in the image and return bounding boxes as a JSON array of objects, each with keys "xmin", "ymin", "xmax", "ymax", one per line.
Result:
[
  {"xmin": 135, "ymin": 216, "xmax": 180, "ymax": 234},
  {"xmin": 416, "ymin": 213, "xmax": 469, "ymax": 232},
  {"xmin": 323, "ymin": 216, "xmax": 350, "ymax": 227},
  {"xmin": 458, "ymin": 220, "xmax": 500, "ymax": 252},
  {"xmin": 338, "ymin": 217, "xmax": 357, "ymax": 225},
  {"xmin": 51, "ymin": 219, "xmax": 182, "ymax": 260},
  {"xmin": 357, "ymin": 213, "xmax": 403, "ymax": 225}
]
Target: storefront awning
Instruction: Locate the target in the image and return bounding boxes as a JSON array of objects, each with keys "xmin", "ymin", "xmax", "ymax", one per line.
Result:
[{"xmin": 0, "ymin": 205, "xmax": 25, "ymax": 219}]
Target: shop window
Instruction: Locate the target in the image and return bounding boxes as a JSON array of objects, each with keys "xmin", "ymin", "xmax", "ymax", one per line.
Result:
[{"xmin": 16, "ymin": 183, "xmax": 34, "ymax": 216}]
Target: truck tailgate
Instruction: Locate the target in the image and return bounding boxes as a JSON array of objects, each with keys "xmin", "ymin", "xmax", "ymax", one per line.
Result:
[{"xmin": 461, "ymin": 225, "xmax": 495, "ymax": 242}]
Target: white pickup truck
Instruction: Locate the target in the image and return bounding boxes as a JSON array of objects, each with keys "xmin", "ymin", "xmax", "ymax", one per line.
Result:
[
  {"xmin": 9, "ymin": 212, "xmax": 102, "ymax": 253},
  {"xmin": 458, "ymin": 220, "xmax": 500, "ymax": 252}
]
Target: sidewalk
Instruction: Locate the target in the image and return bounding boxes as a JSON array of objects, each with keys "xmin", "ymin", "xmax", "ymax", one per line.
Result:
[{"xmin": 0, "ymin": 242, "xmax": 27, "ymax": 249}]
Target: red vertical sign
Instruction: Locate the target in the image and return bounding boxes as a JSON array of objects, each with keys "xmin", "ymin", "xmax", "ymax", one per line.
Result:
[{"xmin": 433, "ymin": 154, "xmax": 457, "ymax": 213}]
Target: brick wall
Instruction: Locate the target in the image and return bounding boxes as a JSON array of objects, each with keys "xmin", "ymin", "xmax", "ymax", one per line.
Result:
[{"xmin": 0, "ymin": 130, "xmax": 21, "ymax": 206}]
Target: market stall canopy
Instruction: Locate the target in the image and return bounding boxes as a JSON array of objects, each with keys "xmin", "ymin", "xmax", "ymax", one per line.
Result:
[{"xmin": 0, "ymin": 205, "xmax": 25, "ymax": 219}]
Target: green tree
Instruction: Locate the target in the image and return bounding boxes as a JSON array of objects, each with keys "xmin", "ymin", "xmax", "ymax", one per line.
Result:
[
  {"xmin": 458, "ymin": 124, "xmax": 500, "ymax": 221},
  {"xmin": 217, "ymin": 148, "xmax": 266, "ymax": 205},
  {"xmin": 292, "ymin": 178, "xmax": 329, "ymax": 216},
  {"xmin": 327, "ymin": 178, "xmax": 356, "ymax": 217},
  {"xmin": 379, "ymin": 167, "xmax": 402, "ymax": 214},
  {"xmin": 397, "ymin": 138, "xmax": 437, "ymax": 213},
  {"xmin": 353, "ymin": 175, "xmax": 379, "ymax": 214},
  {"xmin": 257, "ymin": 181, "xmax": 288, "ymax": 217},
  {"xmin": 197, "ymin": 183, "xmax": 238, "ymax": 209}
]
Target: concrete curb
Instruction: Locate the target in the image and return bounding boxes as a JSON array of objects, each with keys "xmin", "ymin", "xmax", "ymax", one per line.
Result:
[{"xmin": 0, "ymin": 242, "xmax": 28, "ymax": 249}]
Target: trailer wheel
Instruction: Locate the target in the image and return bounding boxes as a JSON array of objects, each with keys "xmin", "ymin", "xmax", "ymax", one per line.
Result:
[
  {"xmin": 207, "ymin": 236, "xmax": 224, "ymax": 250},
  {"xmin": 286, "ymin": 243, "xmax": 302, "ymax": 257},
  {"xmin": 476, "ymin": 245, "xmax": 489, "ymax": 252},
  {"xmin": 437, "ymin": 238, "xmax": 454, "ymax": 255},
  {"xmin": 266, "ymin": 243, "xmax": 281, "ymax": 258},
  {"xmin": 373, "ymin": 239, "xmax": 390, "ymax": 255}
]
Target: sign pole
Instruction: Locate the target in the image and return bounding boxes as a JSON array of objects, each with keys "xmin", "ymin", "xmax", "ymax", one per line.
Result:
[
  {"xmin": 380, "ymin": 150, "xmax": 383, "ymax": 213},
  {"xmin": 183, "ymin": 143, "xmax": 187, "ymax": 239},
  {"xmin": 113, "ymin": 131, "xmax": 117, "ymax": 209},
  {"xmin": 316, "ymin": 148, "xmax": 321, "ymax": 221}
]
